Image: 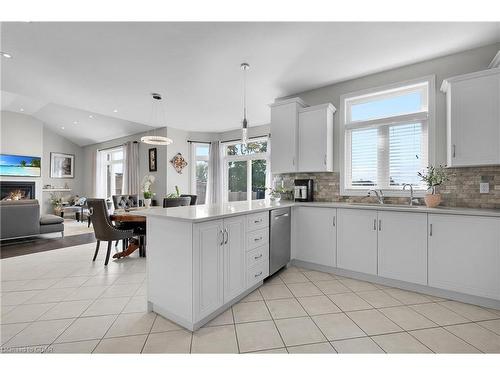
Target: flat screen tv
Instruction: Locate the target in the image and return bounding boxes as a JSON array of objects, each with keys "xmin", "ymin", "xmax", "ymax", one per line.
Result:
[{"xmin": 0, "ymin": 154, "xmax": 41, "ymax": 177}]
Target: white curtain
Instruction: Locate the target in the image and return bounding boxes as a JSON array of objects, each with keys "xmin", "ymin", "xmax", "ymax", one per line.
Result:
[
  {"xmin": 208, "ymin": 141, "xmax": 221, "ymax": 204},
  {"xmin": 95, "ymin": 150, "xmax": 106, "ymax": 198},
  {"xmin": 123, "ymin": 141, "xmax": 140, "ymax": 195}
]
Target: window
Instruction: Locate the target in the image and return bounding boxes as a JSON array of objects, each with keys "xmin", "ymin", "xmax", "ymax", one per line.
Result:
[
  {"xmin": 96, "ymin": 147, "xmax": 124, "ymax": 198},
  {"xmin": 191, "ymin": 143, "xmax": 210, "ymax": 204},
  {"xmin": 342, "ymin": 78, "xmax": 433, "ymax": 195},
  {"xmin": 222, "ymin": 137, "xmax": 270, "ymax": 202}
]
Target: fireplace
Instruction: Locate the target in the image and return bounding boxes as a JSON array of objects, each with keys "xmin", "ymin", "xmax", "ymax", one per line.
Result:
[{"xmin": 0, "ymin": 181, "xmax": 36, "ymax": 201}]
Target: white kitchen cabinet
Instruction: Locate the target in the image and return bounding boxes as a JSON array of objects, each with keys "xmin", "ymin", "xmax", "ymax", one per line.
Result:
[
  {"xmin": 223, "ymin": 215, "xmax": 247, "ymax": 302},
  {"xmin": 269, "ymin": 98, "xmax": 306, "ymax": 174},
  {"xmin": 441, "ymin": 68, "xmax": 500, "ymax": 167},
  {"xmin": 337, "ymin": 208, "xmax": 378, "ymax": 275},
  {"xmin": 377, "ymin": 211, "xmax": 428, "ymax": 285},
  {"xmin": 193, "ymin": 219, "xmax": 224, "ymax": 321},
  {"xmin": 293, "ymin": 206, "xmax": 336, "ymax": 267},
  {"xmin": 298, "ymin": 104, "xmax": 335, "ymax": 172},
  {"xmin": 428, "ymin": 214, "xmax": 500, "ymax": 300}
]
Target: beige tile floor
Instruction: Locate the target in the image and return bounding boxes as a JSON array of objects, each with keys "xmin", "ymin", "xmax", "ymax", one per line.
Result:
[{"xmin": 2, "ymin": 242, "xmax": 500, "ymax": 353}]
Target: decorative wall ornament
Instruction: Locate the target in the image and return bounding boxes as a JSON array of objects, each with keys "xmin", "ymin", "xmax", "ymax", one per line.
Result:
[{"xmin": 170, "ymin": 153, "xmax": 188, "ymax": 174}]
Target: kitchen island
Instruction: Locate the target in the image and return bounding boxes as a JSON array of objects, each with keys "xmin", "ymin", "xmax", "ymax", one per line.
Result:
[{"xmin": 137, "ymin": 200, "xmax": 294, "ymax": 331}]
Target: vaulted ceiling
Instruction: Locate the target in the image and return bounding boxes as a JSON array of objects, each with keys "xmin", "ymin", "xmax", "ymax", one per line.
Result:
[{"xmin": 1, "ymin": 22, "xmax": 499, "ymax": 145}]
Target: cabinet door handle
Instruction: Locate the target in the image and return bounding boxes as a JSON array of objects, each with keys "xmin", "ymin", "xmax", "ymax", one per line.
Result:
[
  {"xmin": 333, "ymin": 216, "xmax": 336, "ymax": 227},
  {"xmin": 254, "ymin": 219, "xmax": 262, "ymax": 223},
  {"xmin": 452, "ymin": 144, "xmax": 456, "ymax": 158},
  {"xmin": 224, "ymin": 228, "xmax": 228, "ymax": 244},
  {"xmin": 254, "ymin": 254, "xmax": 263, "ymax": 260},
  {"xmin": 373, "ymin": 219, "xmax": 377, "ymax": 231},
  {"xmin": 255, "ymin": 271, "xmax": 263, "ymax": 278},
  {"xmin": 378, "ymin": 219, "xmax": 382, "ymax": 231},
  {"xmin": 429, "ymin": 224, "xmax": 433, "ymax": 237},
  {"xmin": 254, "ymin": 236, "xmax": 263, "ymax": 242},
  {"xmin": 324, "ymin": 155, "xmax": 327, "ymax": 165},
  {"xmin": 220, "ymin": 230, "xmax": 224, "ymax": 246}
]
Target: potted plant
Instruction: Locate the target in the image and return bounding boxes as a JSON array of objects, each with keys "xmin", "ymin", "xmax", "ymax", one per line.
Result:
[
  {"xmin": 268, "ymin": 186, "xmax": 289, "ymax": 202},
  {"xmin": 418, "ymin": 165, "xmax": 449, "ymax": 208},
  {"xmin": 141, "ymin": 175, "xmax": 156, "ymax": 208},
  {"xmin": 49, "ymin": 193, "xmax": 64, "ymax": 216}
]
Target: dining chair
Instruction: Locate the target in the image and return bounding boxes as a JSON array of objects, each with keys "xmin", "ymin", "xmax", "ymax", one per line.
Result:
[
  {"xmin": 87, "ymin": 198, "xmax": 135, "ymax": 266},
  {"xmin": 163, "ymin": 196, "xmax": 192, "ymax": 207},
  {"xmin": 180, "ymin": 194, "xmax": 198, "ymax": 205}
]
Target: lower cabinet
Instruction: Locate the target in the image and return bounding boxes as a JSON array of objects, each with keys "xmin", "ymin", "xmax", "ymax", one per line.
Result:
[
  {"xmin": 223, "ymin": 215, "xmax": 247, "ymax": 302},
  {"xmin": 193, "ymin": 219, "xmax": 224, "ymax": 321},
  {"xmin": 293, "ymin": 206, "xmax": 336, "ymax": 267},
  {"xmin": 193, "ymin": 215, "xmax": 247, "ymax": 321},
  {"xmin": 428, "ymin": 214, "xmax": 500, "ymax": 300},
  {"xmin": 337, "ymin": 208, "xmax": 378, "ymax": 275},
  {"xmin": 377, "ymin": 211, "xmax": 427, "ymax": 285}
]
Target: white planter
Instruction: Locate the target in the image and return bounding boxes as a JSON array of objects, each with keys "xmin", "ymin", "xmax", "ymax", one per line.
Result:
[{"xmin": 144, "ymin": 198, "xmax": 152, "ymax": 209}]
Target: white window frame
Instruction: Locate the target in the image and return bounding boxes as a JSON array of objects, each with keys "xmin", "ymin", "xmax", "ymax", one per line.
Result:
[
  {"xmin": 222, "ymin": 136, "xmax": 271, "ymax": 203},
  {"xmin": 190, "ymin": 142, "xmax": 210, "ymax": 204},
  {"xmin": 340, "ymin": 75, "xmax": 435, "ymax": 197},
  {"xmin": 96, "ymin": 146, "xmax": 124, "ymax": 199}
]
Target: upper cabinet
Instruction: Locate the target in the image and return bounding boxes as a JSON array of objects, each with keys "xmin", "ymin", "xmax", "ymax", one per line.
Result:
[
  {"xmin": 270, "ymin": 98, "xmax": 335, "ymax": 174},
  {"xmin": 269, "ymin": 98, "xmax": 306, "ymax": 174},
  {"xmin": 441, "ymin": 68, "xmax": 500, "ymax": 167},
  {"xmin": 298, "ymin": 104, "xmax": 335, "ymax": 173}
]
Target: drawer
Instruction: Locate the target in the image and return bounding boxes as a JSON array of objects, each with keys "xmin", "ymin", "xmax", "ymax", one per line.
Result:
[
  {"xmin": 247, "ymin": 212, "xmax": 269, "ymax": 231},
  {"xmin": 247, "ymin": 259, "xmax": 269, "ymax": 287},
  {"xmin": 247, "ymin": 228, "xmax": 269, "ymax": 250},
  {"xmin": 246, "ymin": 245, "xmax": 269, "ymax": 269}
]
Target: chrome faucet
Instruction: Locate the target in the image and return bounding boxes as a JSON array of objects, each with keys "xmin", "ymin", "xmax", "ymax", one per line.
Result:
[
  {"xmin": 402, "ymin": 184, "xmax": 418, "ymax": 206},
  {"xmin": 367, "ymin": 189, "xmax": 384, "ymax": 204}
]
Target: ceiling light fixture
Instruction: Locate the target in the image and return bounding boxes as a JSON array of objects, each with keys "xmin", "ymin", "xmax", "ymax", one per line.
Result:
[
  {"xmin": 1, "ymin": 51, "xmax": 12, "ymax": 59},
  {"xmin": 240, "ymin": 62, "xmax": 250, "ymax": 145},
  {"xmin": 89, "ymin": 115, "xmax": 94, "ymax": 119},
  {"xmin": 19, "ymin": 108, "xmax": 24, "ymax": 112},
  {"xmin": 141, "ymin": 93, "xmax": 173, "ymax": 146},
  {"xmin": 73, "ymin": 121, "xmax": 78, "ymax": 125},
  {"xmin": 61, "ymin": 126, "xmax": 65, "ymax": 130},
  {"xmin": 113, "ymin": 109, "xmax": 118, "ymax": 113}
]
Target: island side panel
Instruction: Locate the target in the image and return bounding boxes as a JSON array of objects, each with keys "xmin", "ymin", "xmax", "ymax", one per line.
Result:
[{"xmin": 147, "ymin": 216, "xmax": 193, "ymax": 327}]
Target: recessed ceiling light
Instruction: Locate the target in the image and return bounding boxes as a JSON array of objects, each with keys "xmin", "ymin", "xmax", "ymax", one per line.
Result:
[
  {"xmin": 113, "ymin": 109, "xmax": 118, "ymax": 113},
  {"xmin": 61, "ymin": 126, "xmax": 65, "ymax": 130},
  {"xmin": 1, "ymin": 51, "xmax": 12, "ymax": 59},
  {"xmin": 89, "ymin": 115, "xmax": 94, "ymax": 119},
  {"xmin": 73, "ymin": 121, "xmax": 78, "ymax": 125},
  {"xmin": 19, "ymin": 108, "xmax": 24, "ymax": 112}
]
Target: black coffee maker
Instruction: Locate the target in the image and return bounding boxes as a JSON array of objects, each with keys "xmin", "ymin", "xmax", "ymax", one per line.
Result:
[{"xmin": 294, "ymin": 179, "xmax": 314, "ymax": 202}]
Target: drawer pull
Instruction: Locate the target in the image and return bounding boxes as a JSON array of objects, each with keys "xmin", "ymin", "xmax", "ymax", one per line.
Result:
[
  {"xmin": 254, "ymin": 254, "xmax": 263, "ymax": 260},
  {"xmin": 254, "ymin": 236, "xmax": 263, "ymax": 242},
  {"xmin": 254, "ymin": 219, "xmax": 262, "ymax": 223},
  {"xmin": 254, "ymin": 271, "xmax": 263, "ymax": 278}
]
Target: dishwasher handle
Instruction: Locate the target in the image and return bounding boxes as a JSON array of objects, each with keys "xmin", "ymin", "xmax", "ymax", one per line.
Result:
[{"xmin": 274, "ymin": 213, "xmax": 289, "ymax": 219}]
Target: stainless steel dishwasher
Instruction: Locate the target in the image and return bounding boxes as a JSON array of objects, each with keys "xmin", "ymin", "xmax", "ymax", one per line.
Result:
[{"xmin": 269, "ymin": 207, "xmax": 291, "ymax": 276}]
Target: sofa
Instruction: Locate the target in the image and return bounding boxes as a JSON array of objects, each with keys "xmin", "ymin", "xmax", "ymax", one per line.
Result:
[{"xmin": 0, "ymin": 199, "xmax": 64, "ymax": 240}]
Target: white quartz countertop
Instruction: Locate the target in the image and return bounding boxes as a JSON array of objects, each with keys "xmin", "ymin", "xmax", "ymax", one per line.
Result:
[{"xmin": 134, "ymin": 200, "xmax": 500, "ymax": 222}]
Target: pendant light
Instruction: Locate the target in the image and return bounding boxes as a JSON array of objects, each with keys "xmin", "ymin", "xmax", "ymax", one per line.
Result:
[
  {"xmin": 240, "ymin": 62, "xmax": 250, "ymax": 145},
  {"xmin": 141, "ymin": 93, "xmax": 174, "ymax": 145}
]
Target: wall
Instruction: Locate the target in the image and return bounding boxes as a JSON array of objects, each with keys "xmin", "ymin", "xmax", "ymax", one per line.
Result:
[
  {"xmin": 82, "ymin": 127, "xmax": 213, "ymax": 201},
  {"xmin": 281, "ymin": 43, "xmax": 499, "ymax": 170},
  {"xmin": 0, "ymin": 111, "xmax": 44, "ymax": 206},
  {"xmin": 42, "ymin": 127, "xmax": 84, "ymax": 213},
  {"xmin": 274, "ymin": 43, "xmax": 500, "ymax": 208},
  {"xmin": 0, "ymin": 111, "xmax": 85, "ymax": 214}
]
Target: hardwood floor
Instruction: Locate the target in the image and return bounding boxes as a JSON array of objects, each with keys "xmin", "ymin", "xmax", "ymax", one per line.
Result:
[{"xmin": 0, "ymin": 233, "xmax": 96, "ymax": 259}]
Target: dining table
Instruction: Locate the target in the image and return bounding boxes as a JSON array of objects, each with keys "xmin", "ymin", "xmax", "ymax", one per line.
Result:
[{"xmin": 109, "ymin": 209, "xmax": 147, "ymax": 258}]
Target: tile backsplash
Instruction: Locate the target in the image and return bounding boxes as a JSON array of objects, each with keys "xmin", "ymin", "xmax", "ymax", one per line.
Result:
[{"xmin": 277, "ymin": 166, "xmax": 500, "ymax": 209}]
